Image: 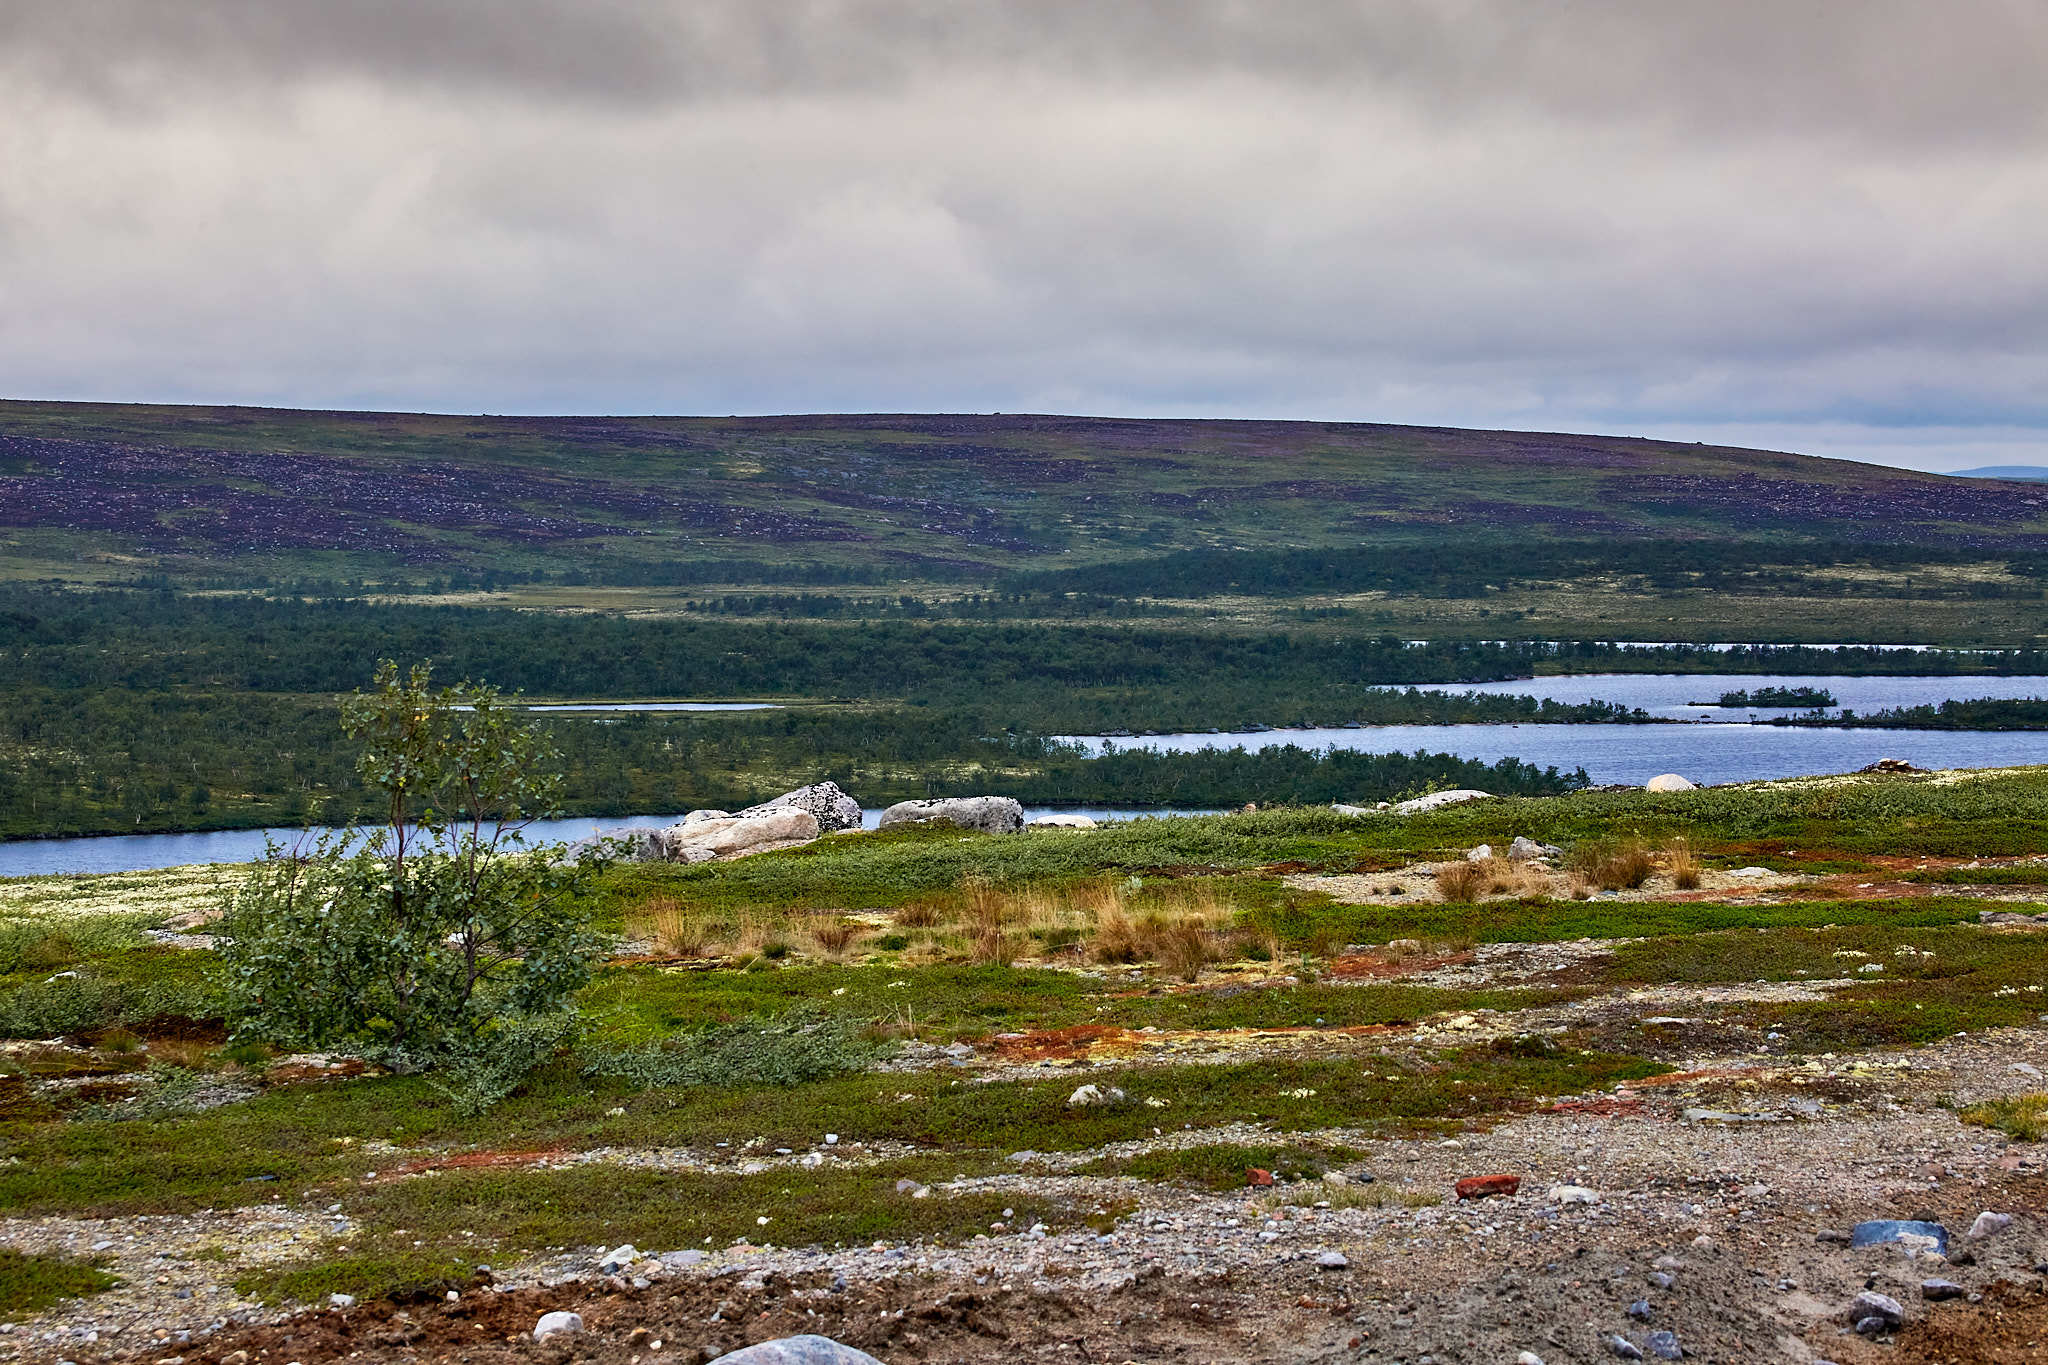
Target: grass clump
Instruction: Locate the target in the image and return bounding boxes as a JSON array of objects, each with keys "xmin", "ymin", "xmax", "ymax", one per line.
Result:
[
  {"xmin": 0, "ymin": 1248, "xmax": 118, "ymax": 1316},
  {"xmin": 1958, "ymin": 1092, "xmax": 2048, "ymax": 1143},
  {"xmin": 235, "ymin": 1248, "xmax": 471, "ymax": 1307},
  {"xmin": 1667, "ymin": 837, "xmax": 1702, "ymax": 890},
  {"xmin": 1574, "ymin": 841, "xmax": 1656, "ymax": 891},
  {"xmin": 1080, "ymin": 1142, "xmax": 1366, "ymax": 1190},
  {"xmin": 582, "ymin": 1010, "xmax": 888, "ymax": 1089}
]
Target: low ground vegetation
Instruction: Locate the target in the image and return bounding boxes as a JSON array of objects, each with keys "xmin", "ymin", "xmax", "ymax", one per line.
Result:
[{"xmin": 2, "ymin": 764, "xmax": 2048, "ymax": 1353}]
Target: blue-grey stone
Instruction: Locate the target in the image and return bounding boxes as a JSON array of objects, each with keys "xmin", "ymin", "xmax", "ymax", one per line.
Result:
[
  {"xmin": 1850, "ymin": 1219, "xmax": 1948, "ymax": 1253},
  {"xmin": 715, "ymin": 1338, "xmax": 890, "ymax": 1365},
  {"xmin": 1645, "ymin": 1330, "xmax": 1683, "ymax": 1360}
]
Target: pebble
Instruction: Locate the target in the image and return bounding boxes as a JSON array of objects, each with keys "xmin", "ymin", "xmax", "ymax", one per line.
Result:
[
  {"xmin": 1315, "ymin": 1251, "xmax": 1349, "ymax": 1270},
  {"xmin": 1454, "ymin": 1174, "xmax": 1520, "ymax": 1200},
  {"xmin": 1551, "ymin": 1184, "xmax": 1599, "ymax": 1205},
  {"xmin": 532, "ymin": 1310, "xmax": 583, "ymax": 1341},
  {"xmin": 1607, "ymin": 1334, "xmax": 1644, "ymax": 1360},
  {"xmin": 1517, "ymin": 1353, "xmax": 1546, "ymax": 1365},
  {"xmin": 326, "ymin": 1293, "xmax": 354, "ymax": 1309},
  {"xmin": 1921, "ymin": 1279, "xmax": 1965, "ymax": 1301},
  {"xmin": 1644, "ymin": 1329, "xmax": 1683, "ymax": 1360},
  {"xmin": 1626, "ymin": 1298, "xmax": 1652, "ymax": 1321}
]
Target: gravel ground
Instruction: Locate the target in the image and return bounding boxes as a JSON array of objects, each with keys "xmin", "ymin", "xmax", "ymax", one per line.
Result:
[{"xmin": 7, "ymin": 1029, "xmax": 2047, "ymax": 1363}]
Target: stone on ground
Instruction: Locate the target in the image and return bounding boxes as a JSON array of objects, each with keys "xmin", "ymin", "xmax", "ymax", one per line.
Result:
[
  {"xmin": 739, "ymin": 781, "xmax": 862, "ymax": 833},
  {"xmin": 877, "ymin": 795, "xmax": 1025, "ymax": 833},
  {"xmin": 1644, "ymin": 773, "xmax": 1696, "ymax": 792},
  {"xmin": 1967, "ymin": 1210, "xmax": 2013, "ymax": 1240},
  {"xmin": 532, "ymin": 1310, "xmax": 583, "ymax": 1341},
  {"xmin": 1031, "ymin": 813, "xmax": 1098, "ymax": 828},
  {"xmin": 714, "ymin": 1336, "xmax": 890, "ymax": 1365},
  {"xmin": 1392, "ymin": 788, "xmax": 1491, "ymax": 814}
]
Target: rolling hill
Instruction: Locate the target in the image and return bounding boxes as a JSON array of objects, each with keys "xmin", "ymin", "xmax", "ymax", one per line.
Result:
[{"xmin": 5, "ymin": 401, "xmax": 2048, "ymax": 591}]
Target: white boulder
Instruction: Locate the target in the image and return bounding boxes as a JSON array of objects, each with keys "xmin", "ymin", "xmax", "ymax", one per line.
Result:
[
  {"xmin": 1645, "ymin": 773, "xmax": 1697, "ymax": 793},
  {"xmin": 1031, "ymin": 813, "xmax": 1098, "ymax": 829},
  {"xmin": 533, "ymin": 1311, "xmax": 583, "ymax": 1341},
  {"xmin": 1392, "ymin": 789, "xmax": 1492, "ymax": 815},
  {"xmin": 1464, "ymin": 843, "xmax": 1494, "ymax": 862},
  {"xmin": 878, "ymin": 796, "xmax": 1024, "ymax": 834},
  {"xmin": 739, "ymin": 781, "xmax": 862, "ymax": 833},
  {"xmin": 668, "ymin": 808, "xmax": 821, "ymax": 860}
]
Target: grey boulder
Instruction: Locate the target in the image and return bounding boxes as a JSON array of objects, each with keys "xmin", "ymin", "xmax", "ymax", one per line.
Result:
[
  {"xmin": 740, "ymin": 782, "xmax": 862, "ymax": 834},
  {"xmin": 877, "ymin": 796, "xmax": 1024, "ymax": 834},
  {"xmin": 713, "ymin": 1336, "xmax": 889, "ymax": 1365},
  {"xmin": 532, "ymin": 1311, "xmax": 583, "ymax": 1341}
]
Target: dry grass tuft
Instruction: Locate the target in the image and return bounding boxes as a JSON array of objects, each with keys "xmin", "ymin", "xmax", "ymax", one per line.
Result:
[
  {"xmin": 1574, "ymin": 841, "xmax": 1656, "ymax": 891},
  {"xmin": 1667, "ymin": 837, "xmax": 1702, "ymax": 890},
  {"xmin": 634, "ymin": 897, "xmax": 707, "ymax": 957},
  {"xmin": 807, "ymin": 916, "xmax": 864, "ymax": 959},
  {"xmin": 1435, "ymin": 860, "xmax": 1487, "ymax": 903},
  {"xmin": 893, "ymin": 900, "xmax": 944, "ymax": 929}
]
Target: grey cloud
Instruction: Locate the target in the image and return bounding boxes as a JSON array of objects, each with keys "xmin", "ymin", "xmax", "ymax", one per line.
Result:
[{"xmin": 0, "ymin": 2, "xmax": 2043, "ymax": 472}]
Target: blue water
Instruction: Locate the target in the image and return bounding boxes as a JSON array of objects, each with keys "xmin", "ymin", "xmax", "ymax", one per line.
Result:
[
  {"xmin": 1438, "ymin": 672, "xmax": 2048, "ymax": 720},
  {"xmin": 0, "ymin": 807, "xmax": 1216, "ymax": 877},
  {"xmin": 1067, "ymin": 723, "xmax": 2048, "ymax": 787}
]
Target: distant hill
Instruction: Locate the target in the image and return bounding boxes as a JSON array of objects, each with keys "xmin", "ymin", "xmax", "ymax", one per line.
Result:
[
  {"xmin": 1951, "ymin": 466, "xmax": 2048, "ymax": 482},
  {"xmin": 4, "ymin": 400, "xmax": 2048, "ymax": 588}
]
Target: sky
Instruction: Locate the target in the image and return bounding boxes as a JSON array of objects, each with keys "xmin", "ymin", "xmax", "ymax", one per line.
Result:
[{"xmin": 3, "ymin": 1, "xmax": 2045, "ymax": 472}]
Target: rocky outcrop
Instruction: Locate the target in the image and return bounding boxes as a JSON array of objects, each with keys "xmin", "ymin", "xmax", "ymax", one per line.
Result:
[
  {"xmin": 877, "ymin": 796, "xmax": 1025, "ymax": 834},
  {"xmin": 668, "ymin": 808, "xmax": 821, "ymax": 860},
  {"xmin": 739, "ymin": 781, "xmax": 862, "ymax": 833},
  {"xmin": 1392, "ymin": 789, "xmax": 1491, "ymax": 815}
]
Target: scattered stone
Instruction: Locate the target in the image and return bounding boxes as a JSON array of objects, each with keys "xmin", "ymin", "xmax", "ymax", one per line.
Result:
[
  {"xmin": 533, "ymin": 1311, "xmax": 583, "ymax": 1342},
  {"xmin": 1647, "ymin": 1272, "xmax": 1675, "ymax": 1290},
  {"xmin": 1682, "ymin": 1107, "xmax": 1791, "ymax": 1125},
  {"xmin": 1607, "ymin": 1334, "xmax": 1644, "ymax": 1360},
  {"xmin": 714, "ymin": 1336, "xmax": 889, "ymax": 1365},
  {"xmin": 597, "ymin": 1244, "xmax": 639, "ymax": 1275},
  {"xmin": 1921, "ymin": 1279, "xmax": 1965, "ymax": 1301},
  {"xmin": 877, "ymin": 796, "xmax": 1025, "ymax": 834},
  {"xmin": 1851, "ymin": 1219, "xmax": 1949, "ymax": 1253},
  {"xmin": 1454, "ymin": 1174, "xmax": 1521, "ymax": 1200},
  {"xmin": 1627, "ymin": 1298, "xmax": 1652, "ymax": 1321},
  {"xmin": 1066, "ymin": 1084, "xmax": 1126, "ymax": 1108},
  {"xmin": 1506, "ymin": 836, "xmax": 1556, "ymax": 861},
  {"xmin": 1725, "ymin": 867, "xmax": 1775, "ymax": 879},
  {"xmin": 1846, "ymin": 1291, "xmax": 1904, "ymax": 1330},
  {"xmin": 1246, "ymin": 1168, "xmax": 1275, "ymax": 1187},
  {"xmin": 658, "ymin": 1249, "xmax": 705, "ymax": 1269},
  {"xmin": 738, "ymin": 782, "xmax": 862, "ymax": 834},
  {"xmin": 1644, "ymin": 1329, "xmax": 1684, "ymax": 1360},
  {"xmin": 327, "ymin": 1293, "xmax": 355, "ymax": 1309},
  {"xmin": 1551, "ymin": 1184, "xmax": 1600, "ymax": 1205},
  {"xmin": 1315, "ymin": 1251, "xmax": 1349, "ymax": 1270},
  {"xmin": 1815, "ymin": 1230, "xmax": 1851, "ymax": 1245},
  {"xmin": 1464, "ymin": 843, "xmax": 1494, "ymax": 862},
  {"xmin": 1967, "ymin": 1211, "xmax": 2013, "ymax": 1240},
  {"xmin": 1392, "ymin": 788, "xmax": 1491, "ymax": 814},
  {"xmin": 1644, "ymin": 773, "xmax": 1696, "ymax": 793},
  {"xmin": 2010, "ymin": 1062, "xmax": 2043, "ymax": 1079}
]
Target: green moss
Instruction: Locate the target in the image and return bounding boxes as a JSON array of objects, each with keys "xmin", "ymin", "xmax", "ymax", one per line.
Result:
[
  {"xmin": 0, "ymin": 1248, "xmax": 118, "ymax": 1316},
  {"xmin": 1958, "ymin": 1092, "xmax": 2048, "ymax": 1143},
  {"xmin": 234, "ymin": 1249, "xmax": 471, "ymax": 1307},
  {"xmin": 1079, "ymin": 1142, "xmax": 1366, "ymax": 1190}
]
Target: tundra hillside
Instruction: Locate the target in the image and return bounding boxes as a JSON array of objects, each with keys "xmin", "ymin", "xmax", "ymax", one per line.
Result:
[{"xmin": 1, "ymin": 767, "xmax": 2046, "ymax": 1361}]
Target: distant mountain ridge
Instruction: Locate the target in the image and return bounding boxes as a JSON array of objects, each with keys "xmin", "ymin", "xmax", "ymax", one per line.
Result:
[
  {"xmin": 1950, "ymin": 466, "xmax": 2048, "ymax": 482},
  {"xmin": 5, "ymin": 400, "xmax": 2048, "ymax": 586}
]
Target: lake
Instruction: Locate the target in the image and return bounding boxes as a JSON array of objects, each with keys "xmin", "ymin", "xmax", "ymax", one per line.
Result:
[
  {"xmin": 1437, "ymin": 672, "xmax": 2048, "ymax": 719},
  {"xmin": 0, "ymin": 807, "xmax": 1216, "ymax": 878}
]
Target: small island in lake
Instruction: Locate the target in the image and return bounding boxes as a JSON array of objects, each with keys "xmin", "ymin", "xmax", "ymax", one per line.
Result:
[{"xmin": 1697, "ymin": 686, "xmax": 1838, "ymax": 708}]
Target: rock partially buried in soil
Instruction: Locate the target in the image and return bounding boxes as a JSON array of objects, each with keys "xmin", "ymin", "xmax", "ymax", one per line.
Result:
[
  {"xmin": 1246, "ymin": 1167, "xmax": 1275, "ymax": 1187},
  {"xmin": 878, "ymin": 796, "xmax": 1025, "ymax": 834},
  {"xmin": 1922, "ymin": 1279, "xmax": 1966, "ymax": 1301},
  {"xmin": 1851, "ymin": 1218, "xmax": 1949, "ymax": 1253},
  {"xmin": 1967, "ymin": 1210, "xmax": 2013, "ymax": 1240},
  {"xmin": 1644, "ymin": 1329, "xmax": 1683, "ymax": 1360},
  {"xmin": 1846, "ymin": 1291, "xmax": 1905, "ymax": 1331},
  {"xmin": 1315, "ymin": 1251, "xmax": 1349, "ymax": 1270},
  {"xmin": 533, "ymin": 1311, "xmax": 583, "ymax": 1341},
  {"xmin": 714, "ymin": 1336, "xmax": 890, "ymax": 1365},
  {"xmin": 1644, "ymin": 773, "xmax": 1696, "ymax": 793},
  {"xmin": 1454, "ymin": 1174, "xmax": 1521, "ymax": 1200},
  {"xmin": 1607, "ymin": 1334, "xmax": 1644, "ymax": 1360},
  {"xmin": 1066, "ymin": 1083, "xmax": 1126, "ymax": 1108}
]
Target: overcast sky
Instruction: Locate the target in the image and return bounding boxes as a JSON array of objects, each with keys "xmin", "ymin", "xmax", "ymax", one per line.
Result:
[{"xmin": 4, "ymin": 1, "xmax": 2045, "ymax": 470}]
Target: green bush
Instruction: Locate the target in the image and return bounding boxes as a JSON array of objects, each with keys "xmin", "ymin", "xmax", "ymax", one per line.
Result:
[{"xmin": 215, "ymin": 663, "xmax": 606, "ymax": 1088}]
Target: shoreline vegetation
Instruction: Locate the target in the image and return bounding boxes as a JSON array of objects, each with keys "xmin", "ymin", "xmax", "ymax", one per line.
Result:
[{"xmin": 1697, "ymin": 685, "xmax": 1837, "ymax": 708}]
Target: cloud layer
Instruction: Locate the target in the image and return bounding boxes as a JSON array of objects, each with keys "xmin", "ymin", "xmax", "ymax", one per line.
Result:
[{"xmin": 4, "ymin": 1, "xmax": 2044, "ymax": 469}]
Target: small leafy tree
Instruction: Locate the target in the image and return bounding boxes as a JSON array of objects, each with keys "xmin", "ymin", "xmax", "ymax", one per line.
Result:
[{"xmin": 217, "ymin": 662, "xmax": 605, "ymax": 1090}]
